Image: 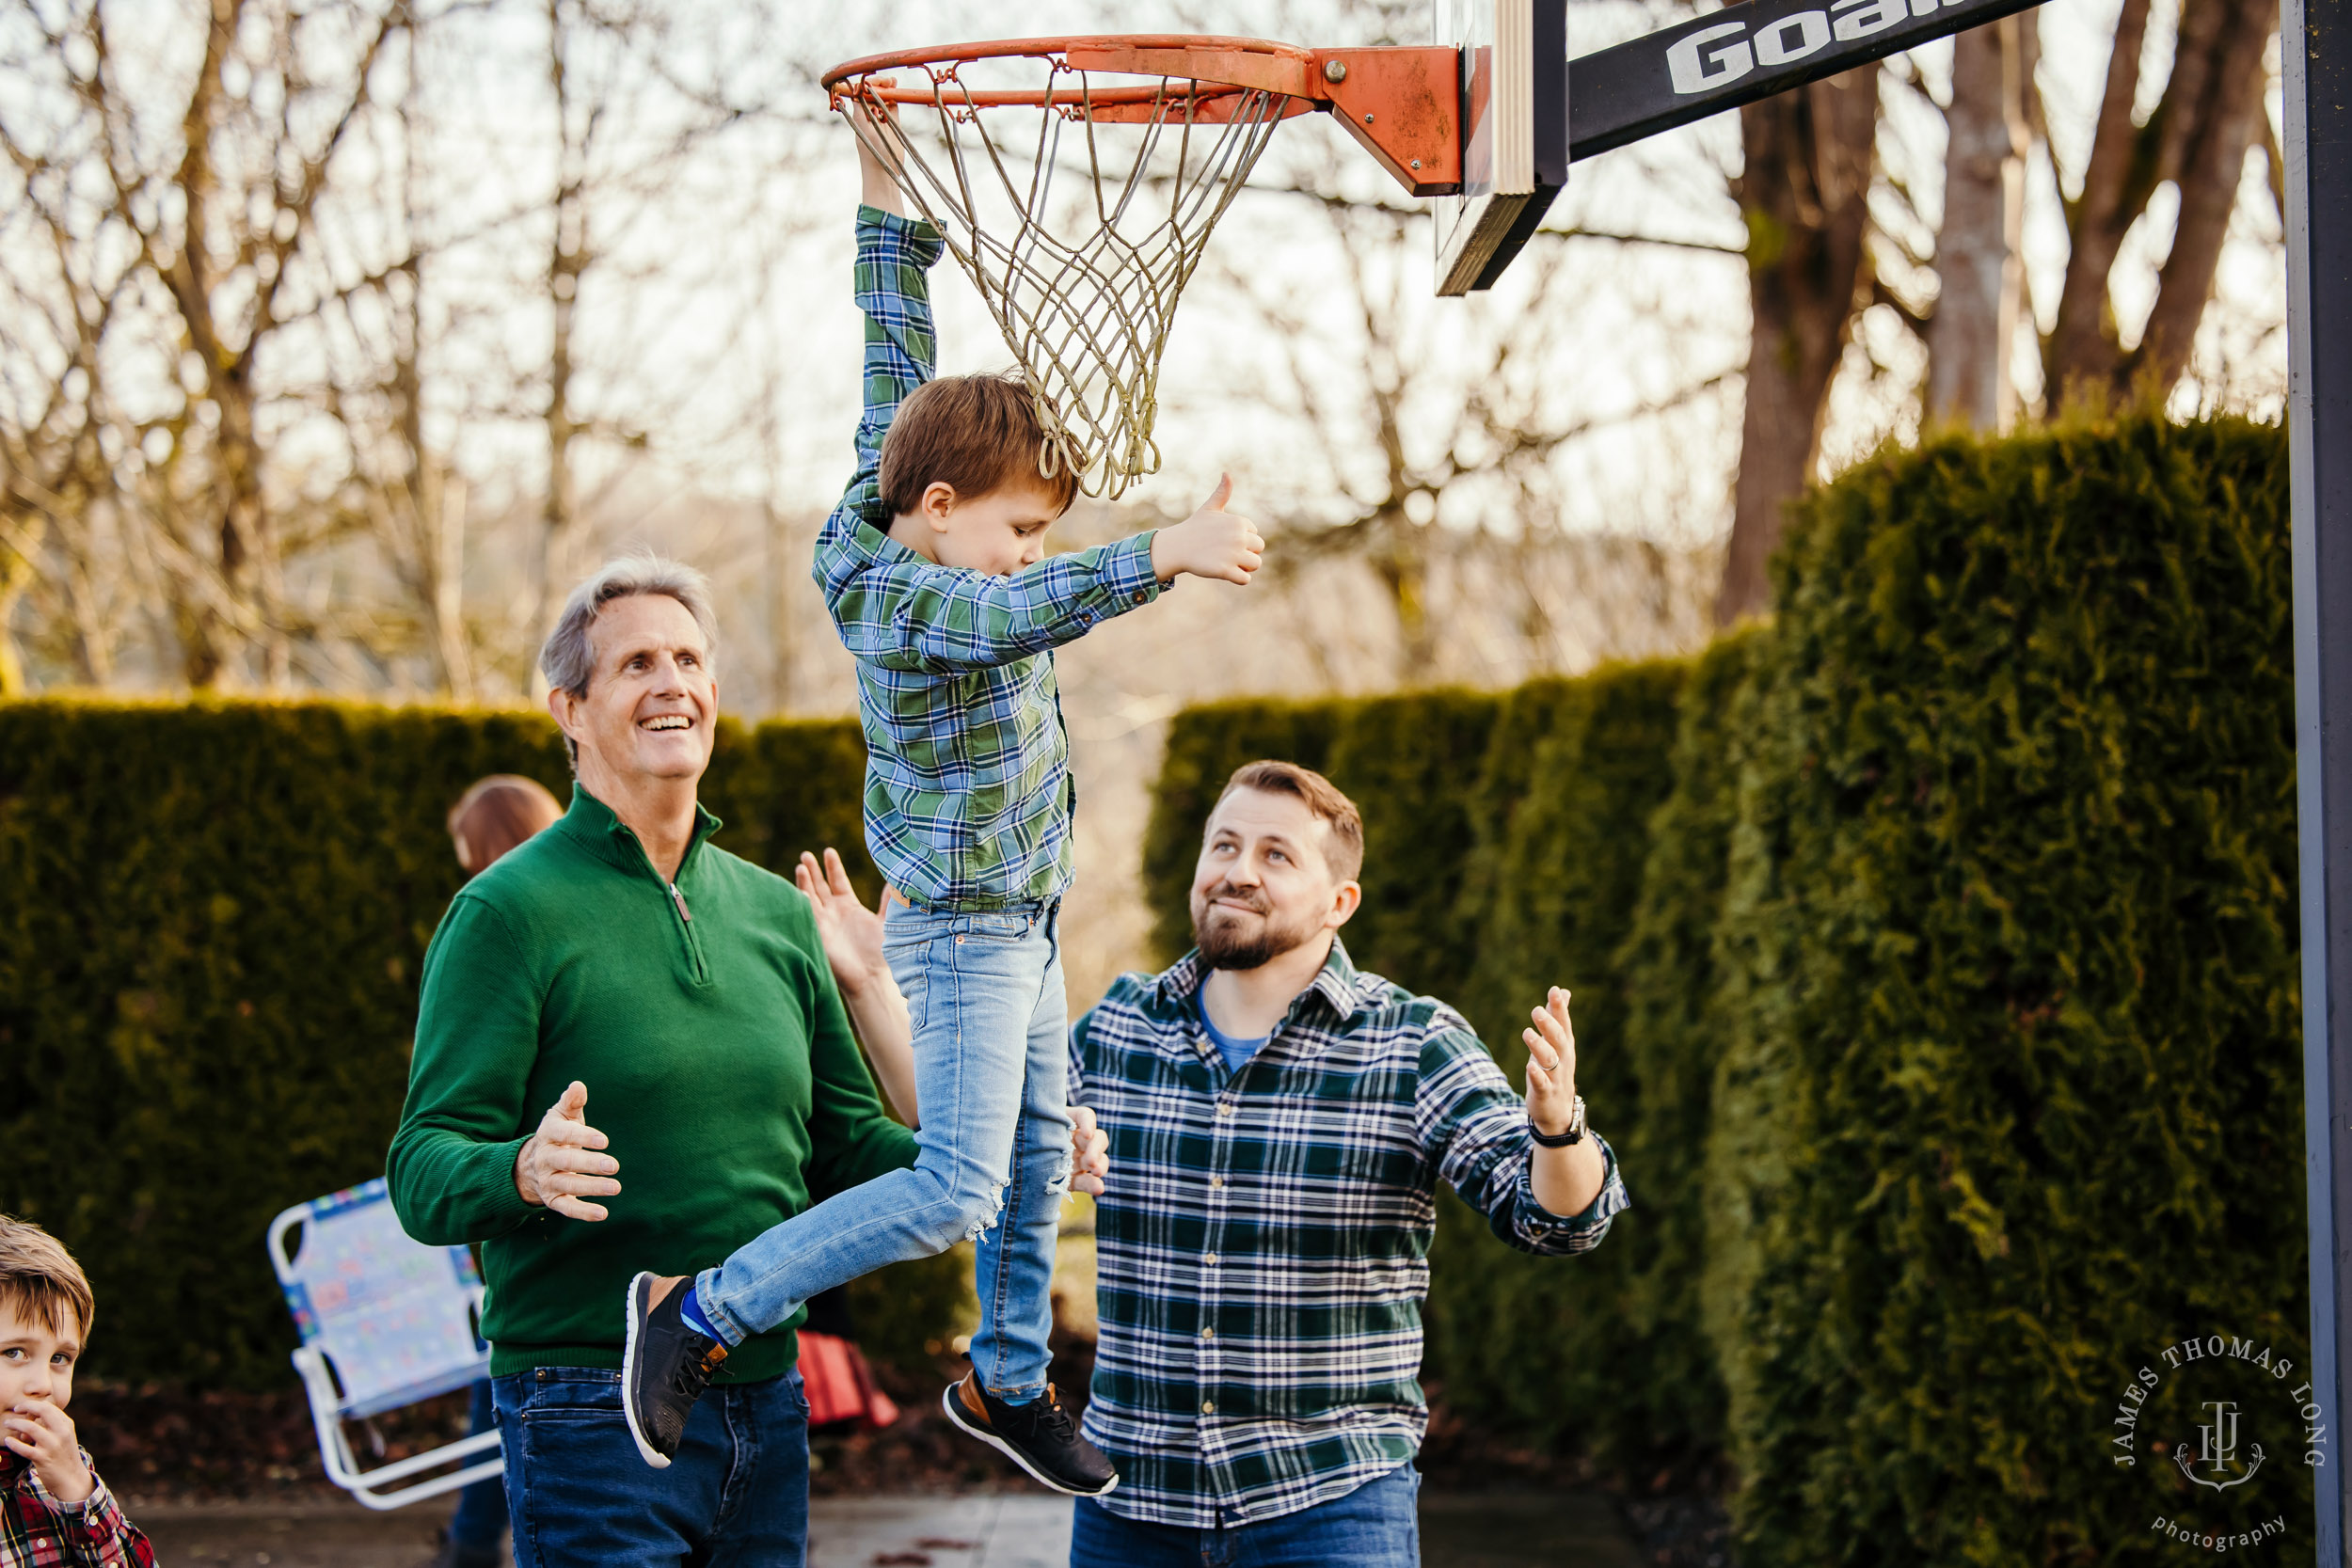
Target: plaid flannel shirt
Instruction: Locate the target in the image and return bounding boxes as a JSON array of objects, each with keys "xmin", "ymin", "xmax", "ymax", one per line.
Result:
[
  {"xmin": 0, "ymin": 1455, "xmax": 152, "ymax": 1568},
  {"xmin": 814, "ymin": 207, "xmax": 1164, "ymax": 909},
  {"xmin": 1068, "ymin": 942, "xmax": 1630, "ymax": 1528}
]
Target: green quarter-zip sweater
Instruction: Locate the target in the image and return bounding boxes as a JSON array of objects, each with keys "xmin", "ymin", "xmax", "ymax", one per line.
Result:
[{"xmin": 387, "ymin": 784, "xmax": 918, "ymax": 1382}]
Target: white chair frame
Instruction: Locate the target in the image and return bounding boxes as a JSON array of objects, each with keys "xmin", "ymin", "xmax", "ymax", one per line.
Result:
[{"xmin": 267, "ymin": 1183, "xmax": 504, "ymax": 1510}]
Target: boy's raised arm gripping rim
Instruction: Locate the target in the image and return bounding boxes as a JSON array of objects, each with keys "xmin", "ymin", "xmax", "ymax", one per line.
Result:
[
  {"xmin": 811, "ymin": 201, "xmax": 1166, "ymax": 675},
  {"xmin": 819, "ymin": 205, "xmax": 946, "ymax": 567}
]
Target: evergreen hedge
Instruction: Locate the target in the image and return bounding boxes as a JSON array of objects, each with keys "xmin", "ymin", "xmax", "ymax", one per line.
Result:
[
  {"xmin": 1142, "ymin": 410, "xmax": 2308, "ymax": 1560},
  {"xmin": 1610, "ymin": 627, "xmax": 1765, "ymax": 1473},
  {"xmin": 0, "ymin": 701, "xmax": 964, "ymax": 1389},
  {"xmin": 1709, "ymin": 412, "xmax": 2308, "ymax": 1562}
]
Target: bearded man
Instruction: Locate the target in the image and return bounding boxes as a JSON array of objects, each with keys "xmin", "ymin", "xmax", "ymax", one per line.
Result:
[
  {"xmin": 1059, "ymin": 759, "xmax": 1628, "ymax": 1565},
  {"xmin": 795, "ymin": 758, "xmax": 1629, "ymax": 1566}
]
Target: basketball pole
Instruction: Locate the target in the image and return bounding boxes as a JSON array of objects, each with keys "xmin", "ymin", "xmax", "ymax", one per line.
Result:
[{"xmin": 2287, "ymin": 0, "xmax": 2352, "ymax": 1549}]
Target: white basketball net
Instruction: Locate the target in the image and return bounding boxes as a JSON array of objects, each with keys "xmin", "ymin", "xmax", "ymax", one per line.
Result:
[{"xmin": 839, "ymin": 60, "xmax": 1288, "ymax": 499}]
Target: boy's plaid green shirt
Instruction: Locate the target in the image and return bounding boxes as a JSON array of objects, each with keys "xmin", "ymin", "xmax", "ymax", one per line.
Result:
[
  {"xmin": 815, "ymin": 207, "xmax": 1163, "ymax": 909},
  {"xmin": 1070, "ymin": 942, "xmax": 1629, "ymax": 1528}
]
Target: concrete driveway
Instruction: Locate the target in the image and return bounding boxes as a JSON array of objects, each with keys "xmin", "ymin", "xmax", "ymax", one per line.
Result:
[{"xmin": 136, "ymin": 1487, "xmax": 1644, "ymax": 1566}]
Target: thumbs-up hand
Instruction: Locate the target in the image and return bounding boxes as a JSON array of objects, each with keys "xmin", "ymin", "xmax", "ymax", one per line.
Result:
[
  {"xmin": 513, "ymin": 1079, "xmax": 620, "ymax": 1221},
  {"xmin": 1149, "ymin": 473, "xmax": 1264, "ymax": 587}
]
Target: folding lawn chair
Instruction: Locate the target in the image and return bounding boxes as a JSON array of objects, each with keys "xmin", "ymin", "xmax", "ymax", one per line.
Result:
[{"xmin": 266, "ymin": 1179, "xmax": 502, "ymax": 1509}]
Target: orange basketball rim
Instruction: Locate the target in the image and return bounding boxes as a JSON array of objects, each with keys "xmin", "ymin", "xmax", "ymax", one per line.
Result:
[
  {"xmin": 819, "ymin": 33, "xmax": 1470, "ymax": 500},
  {"xmin": 823, "ymin": 35, "xmax": 1464, "ymax": 196}
]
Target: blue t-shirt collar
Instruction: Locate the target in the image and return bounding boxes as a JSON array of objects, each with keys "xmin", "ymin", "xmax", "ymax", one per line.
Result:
[{"xmin": 1197, "ymin": 991, "xmax": 1272, "ymax": 1072}]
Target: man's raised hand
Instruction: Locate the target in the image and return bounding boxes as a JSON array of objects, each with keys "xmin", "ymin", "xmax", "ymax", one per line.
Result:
[
  {"xmin": 1149, "ymin": 474, "xmax": 1263, "ymax": 586},
  {"xmin": 1522, "ymin": 987, "xmax": 1579, "ymax": 1134},
  {"xmin": 1069, "ymin": 1105, "xmax": 1110, "ymax": 1196},
  {"xmin": 514, "ymin": 1080, "xmax": 621, "ymax": 1221},
  {"xmin": 796, "ymin": 848, "xmax": 889, "ymax": 1001}
]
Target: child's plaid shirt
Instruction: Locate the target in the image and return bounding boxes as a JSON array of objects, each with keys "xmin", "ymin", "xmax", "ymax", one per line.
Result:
[
  {"xmin": 0, "ymin": 1454, "xmax": 152, "ymax": 1567},
  {"xmin": 1069, "ymin": 942, "xmax": 1631, "ymax": 1528},
  {"xmin": 814, "ymin": 207, "xmax": 1164, "ymax": 910}
]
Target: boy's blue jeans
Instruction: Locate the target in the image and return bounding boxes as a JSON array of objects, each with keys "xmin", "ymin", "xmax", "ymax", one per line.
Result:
[
  {"xmin": 494, "ymin": 1366, "xmax": 808, "ymax": 1567},
  {"xmin": 697, "ymin": 898, "xmax": 1071, "ymax": 1400},
  {"xmin": 1069, "ymin": 1465, "xmax": 1422, "ymax": 1568}
]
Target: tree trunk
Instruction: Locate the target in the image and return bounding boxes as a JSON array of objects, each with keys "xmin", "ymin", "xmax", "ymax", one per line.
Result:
[
  {"xmin": 1926, "ymin": 19, "xmax": 2028, "ymax": 429},
  {"xmin": 1715, "ymin": 67, "xmax": 1882, "ymax": 626},
  {"xmin": 2132, "ymin": 0, "xmax": 2277, "ymax": 388},
  {"xmin": 208, "ymin": 360, "xmax": 290, "ymax": 690},
  {"xmin": 425, "ymin": 467, "xmax": 474, "ymax": 699},
  {"xmin": 1368, "ymin": 511, "xmax": 1436, "ymax": 677},
  {"xmin": 2043, "ymin": 0, "xmax": 2153, "ymax": 395},
  {"xmin": 0, "ymin": 514, "xmax": 45, "ymax": 697},
  {"xmin": 386, "ymin": 244, "xmax": 474, "ymax": 700},
  {"xmin": 540, "ymin": 324, "xmax": 578, "ymax": 665},
  {"xmin": 163, "ymin": 1, "xmax": 240, "ymax": 689},
  {"xmin": 64, "ymin": 536, "xmax": 112, "ymax": 687},
  {"xmin": 201, "ymin": 375, "xmax": 266, "ymax": 689},
  {"xmin": 2043, "ymin": 0, "xmax": 2277, "ymax": 400},
  {"xmin": 763, "ymin": 496, "xmax": 797, "ymax": 713},
  {"xmin": 534, "ymin": 0, "xmax": 589, "ymax": 669}
]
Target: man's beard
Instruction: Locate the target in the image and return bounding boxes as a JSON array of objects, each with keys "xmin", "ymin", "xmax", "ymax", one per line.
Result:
[{"xmin": 1192, "ymin": 882, "xmax": 1321, "ymax": 971}]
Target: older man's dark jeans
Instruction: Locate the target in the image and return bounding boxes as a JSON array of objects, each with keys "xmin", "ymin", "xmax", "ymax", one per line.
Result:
[{"xmin": 493, "ymin": 1366, "xmax": 809, "ymax": 1567}]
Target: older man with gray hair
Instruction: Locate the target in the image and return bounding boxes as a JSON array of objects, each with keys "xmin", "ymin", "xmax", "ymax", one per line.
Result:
[{"xmin": 389, "ymin": 554, "xmax": 1109, "ymax": 1567}]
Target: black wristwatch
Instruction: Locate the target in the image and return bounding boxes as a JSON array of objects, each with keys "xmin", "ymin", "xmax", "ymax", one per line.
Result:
[{"xmin": 1529, "ymin": 1094, "xmax": 1587, "ymax": 1147}]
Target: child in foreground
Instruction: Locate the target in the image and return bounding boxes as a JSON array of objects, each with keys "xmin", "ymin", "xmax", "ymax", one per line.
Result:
[
  {"xmin": 620, "ymin": 119, "xmax": 1263, "ymax": 1488},
  {"xmin": 0, "ymin": 1216, "xmax": 153, "ymax": 1568}
]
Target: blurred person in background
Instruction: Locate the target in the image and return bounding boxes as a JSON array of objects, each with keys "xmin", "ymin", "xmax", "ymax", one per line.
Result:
[
  {"xmin": 451, "ymin": 778, "xmax": 565, "ymax": 883},
  {"xmin": 429, "ymin": 775, "xmax": 564, "ymax": 1568}
]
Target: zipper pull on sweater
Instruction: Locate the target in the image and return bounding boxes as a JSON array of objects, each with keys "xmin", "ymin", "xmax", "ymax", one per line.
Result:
[{"xmin": 669, "ymin": 882, "xmax": 692, "ymax": 923}]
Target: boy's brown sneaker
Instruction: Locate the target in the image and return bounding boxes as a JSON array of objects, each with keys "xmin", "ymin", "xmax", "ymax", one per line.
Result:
[
  {"xmin": 622, "ymin": 1273, "xmax": 727, "ymax": 1468},
  {"xmin": 942, "ymin": 1373, "xmax": 1119, "ymax": 1497}
]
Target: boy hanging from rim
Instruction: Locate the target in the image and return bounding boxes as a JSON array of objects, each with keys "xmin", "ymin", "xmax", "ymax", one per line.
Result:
[{"xmin": 620, "ymin": 108, "xmax": 1264, "ymax": 1491}]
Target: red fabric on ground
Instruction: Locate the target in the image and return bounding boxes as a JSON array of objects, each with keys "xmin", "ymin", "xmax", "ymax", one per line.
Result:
[{"xmin": 799, "ymin": 1332, "xmax": 899, "ymax": 1429}]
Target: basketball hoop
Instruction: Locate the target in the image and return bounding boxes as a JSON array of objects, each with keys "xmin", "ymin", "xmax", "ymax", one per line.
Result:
[{"xmin": 823, "ymin": 36, "xmax": 1462, "ymax": 499}]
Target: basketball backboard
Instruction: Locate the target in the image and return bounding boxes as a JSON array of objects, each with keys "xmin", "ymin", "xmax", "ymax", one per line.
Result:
[{"xmin": 1432, "ymin": 0, "xmax": 1567, "ymax": 295}]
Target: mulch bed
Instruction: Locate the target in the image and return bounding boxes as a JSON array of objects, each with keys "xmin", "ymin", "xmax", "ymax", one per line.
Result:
[
  {"xmin": 1413, "ymin": 1381, "xmax": 1735, "ymax": 1568},
  {"xmin": 81, "ymin": 1335, "xmax": 1733, "ymax": 1567},
  {"xmin": 77, "ymin": 1335, "xmax": 1098, "ymax": 1505},
  {"xmin": 77, "ymin": 1381, "xmax": 471, "ymax": 1506},
  {"xmin": 804, "ymin": 1341, "xmax": 1080, "ymax": 1496}
]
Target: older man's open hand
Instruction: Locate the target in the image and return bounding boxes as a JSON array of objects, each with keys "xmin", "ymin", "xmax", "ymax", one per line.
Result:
[{"xmin": 515, "ymin": 1080, "xmax": 622, "ymax": 1220}]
